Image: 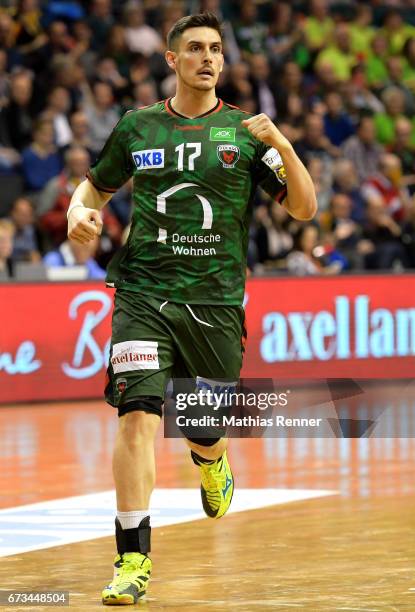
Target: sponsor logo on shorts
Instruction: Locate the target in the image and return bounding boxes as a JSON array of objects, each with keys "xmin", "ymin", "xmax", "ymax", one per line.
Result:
[
  {"xmin": 210, "ymin": 127, "xmax": 236, "ymax": 142},
  {"xmin": 217, "ymin": 145, "xmax": 240, "ymax": 168},
  {"xmin": 111, "ymin": 341, "xmax": 159, "ymax": 373},
  {"xmin": 116, "ymin": 377, "xmax": 127, "ymax": 393},
  {"xmin": 132, "ymin": 149, "xmax": 164, "ymax": 170}
]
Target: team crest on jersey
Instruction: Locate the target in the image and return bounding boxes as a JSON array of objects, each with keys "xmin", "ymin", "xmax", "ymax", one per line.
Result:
[{"xmin": 217, "ymin": 145, "xmax": 240, "ymax": 168}]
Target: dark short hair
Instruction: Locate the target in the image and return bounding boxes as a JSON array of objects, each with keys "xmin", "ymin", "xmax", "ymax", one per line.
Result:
[{"xmin": 167, "ymin": 12, "xmax": 223, "ymax": 50}]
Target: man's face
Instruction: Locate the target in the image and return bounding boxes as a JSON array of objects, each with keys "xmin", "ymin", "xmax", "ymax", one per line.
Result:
[{"xmin": 167, "ymin": 27, "xmax": 224, "ymax": 91}]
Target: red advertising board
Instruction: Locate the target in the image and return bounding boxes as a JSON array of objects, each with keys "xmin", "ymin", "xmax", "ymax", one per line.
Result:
[{"xmin": 1, "ymin": 275, "xmax": 415, "ymax": 403}]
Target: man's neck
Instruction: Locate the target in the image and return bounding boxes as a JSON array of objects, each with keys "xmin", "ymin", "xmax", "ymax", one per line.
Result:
[{"xmin": 170, "ymin": 86, "xmax": 218, "ymax": 118}]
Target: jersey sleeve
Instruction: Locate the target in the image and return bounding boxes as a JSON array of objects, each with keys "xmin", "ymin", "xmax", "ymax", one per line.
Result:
[
  {"xmin": 87, "ymin": 112, "xmax": 135, "ymax": 193},
  {"xmin": 251, "ymin": 141, "xmax": 288, "ymax": 203}
]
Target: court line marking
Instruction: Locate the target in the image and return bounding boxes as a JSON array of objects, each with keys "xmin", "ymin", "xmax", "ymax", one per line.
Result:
[{"xmin": 0, "ymin": 488, "xmax": 336, "ymax": 557}]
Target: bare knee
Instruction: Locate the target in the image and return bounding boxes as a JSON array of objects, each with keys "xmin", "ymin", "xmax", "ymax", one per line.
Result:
[{"xmin": 118, "ymin": 411, "xmax": 160, "ymax": 446}]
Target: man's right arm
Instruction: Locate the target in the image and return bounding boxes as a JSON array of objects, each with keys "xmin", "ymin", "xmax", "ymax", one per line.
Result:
[{"xmin": 67, "ymin": 178, "xmax": 111, "ymax": 244}]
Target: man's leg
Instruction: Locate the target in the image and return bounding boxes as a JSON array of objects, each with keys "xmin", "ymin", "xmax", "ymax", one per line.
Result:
[{"xmin": 102, "ymin": 404, "xmax": 162, "ymax": 606}]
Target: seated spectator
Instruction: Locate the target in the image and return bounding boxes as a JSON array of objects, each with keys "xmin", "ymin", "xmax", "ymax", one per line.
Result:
[
  {"xmin": 389, "ymin": 117, "xmax": 415, "ymax": 192},
  {"xmin": 266, "ymin": 2, "xmax": 301, "ymax": 72},
  {"xmin": 43, "ymin": 237, "xmax": 106, "ymax": 279},
  {"xmin": 38, "ymin": 145, "xmax": 91, "ymax": 247},
  {"xmin": 374, "ymin": 86, "xmax": 408, "ymax": 146},
  {"xmin": 286, "ymin": 223, "xmax": 344, "ymax": 276},
  {"xmin": 302, "ymin": 0, "xmax": 334, "ymax": 54},
  {"xmin": 383, "ymin": 56, "xmax": 415, "ymax": 116},
  {"xmin": 332, "ymin": 159, "xmax": 366, "ymax": 223},
  {"xmin": 365, "ymin": 33, "xmax": 389, "ymax": 90},
  {"xmin": 43, "ymin": 86, "xmax": 73, "ymax": 147},
  {"xmin": 13, "ymin": 0, "xmax": 48, "ymax": 70},
  {"xmin": 87, "ymin": 0, "xmax": 114, "ymax": 53},
  {"xmin": 95, "ymin": 57, "xmax": 128, "ymax": 100},
  {"xmin": 123, "ymin": 1, "xmax": 163, "ymax": 57},
  {"xmin": 217, "ymin": 62, "xmax": 252, "ymax": 106},
  {"xmin": 70, "ymin": 19, "xmax": 98, "ymax": 80},
  {"xmin": 0, "ymin": 219, "xmax": 15, "ymax": 278},
  {"xmin": 403, "ymin": 37, "xmax": 415, "ymax": 94},
  {"xmin": 66, "ymin": 110, "xmax": 94, "ymax": 159},
  {"xmin": 248, "ymin": 54, "xmax": 277, "ymax": 119},
  {"xmin": 39, "ymin": 145, "xmax": 122, "ymax": 251},
  {"xmin": 21, "ymin": 118, "xmax": 63, "ymax": 192},
  {"xmin": 294, "ymin": 113, "xmax": 339, "ymax": 165},
  {"xmin": 9, "ymin": 196, "xmax": 41, "ymax": 262},
  {"xmin": 104, "ymin": 24, "xmax": 131, "ymax": 79},
  {"xmin": 307, "ymin": 157, "xmax": 332, "ymax": 213},
  {"xmin": 349, "ymin": 4, "xmax": 375, "ymax": 59},
  {"xmin": 323, "ymin": 91, "xmax": 355, "ymax": 147},
  {"xmin": 315, "ymin": 23, "xmax": 358, "ymax": 82},
  {"xmin": 324, "ymin": 193, "xmax": 373, "ymax": 270},
  {"xmin": 362, "ymin": 153, "xmax": 410, "ymax": 223},
  {"xmin": 233, "ymin": 0, "xmax": 268, "ymax": 57},
  {"xmin": 83, "ymin": 81, "xmax": 120, "ymax": 155},
  {"xmin": 255, "ymin": 201, "xmax": 293, "ymax": 265},
  {"xmin": 0, "ymin": 12, "xmax": 22, "ymax": 71},
  {"xmin": 362, "ymin": 195, "xmax": 408, "ymax": 270},
  {"xmin": 0, "ymin": 70, "xmax": 35, "ymax": 151},
  {"xmin": 342, "ymin": 65, "xmax": 384, "ymax": 117},
  {"xmin": 380, "ymin": 9, "xmax": 415, "ymax": 56},
  {"xmin": 132, "ymin": 81, "xmax": 158, "ymax": 109},
  {"xmin": 342, "ymin": 116, "xmax": 384, "ymax": 182}
]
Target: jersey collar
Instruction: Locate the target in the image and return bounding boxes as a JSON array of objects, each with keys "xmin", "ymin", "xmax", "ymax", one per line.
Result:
[{"xmin": 164, "ymin": 97, "xmax": 223, "ymax": 119}]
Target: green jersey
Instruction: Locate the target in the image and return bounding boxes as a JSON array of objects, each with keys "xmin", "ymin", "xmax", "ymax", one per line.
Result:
[{"xmin": 88, "ymin": 98, "xmax": 287, "ymax": 305}]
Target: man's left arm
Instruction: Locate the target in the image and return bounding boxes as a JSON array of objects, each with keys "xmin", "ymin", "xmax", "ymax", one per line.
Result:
[{"xmin": 242, "ymin": 113, "xmax": 317, "ymax": 221}]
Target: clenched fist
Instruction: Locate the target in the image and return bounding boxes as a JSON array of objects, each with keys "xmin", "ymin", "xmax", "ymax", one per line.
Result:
[
  {"xmin": 67, "ymin": 206, "xmax": 103, "ymax": 244},
  {"xmin": 242, "ymin": 113, "xmax": 291, "ymax": 150}
]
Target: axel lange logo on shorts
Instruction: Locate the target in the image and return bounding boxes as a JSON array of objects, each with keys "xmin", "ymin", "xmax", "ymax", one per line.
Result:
[
  {"xmin": 111, "ymin": 340, "xmax": 159, "ymax": 373},
  {"xmin": 132, "ymin": 149, "xmax": 164, "ymax": 170},
  {"xmin": 217, "ymin": 145, "xmax": 240, "ymax": 168}
]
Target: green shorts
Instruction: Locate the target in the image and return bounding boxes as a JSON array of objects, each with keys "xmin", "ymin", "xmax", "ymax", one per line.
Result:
[{"xmin": 105, "ymin": 290, "xmax": 247, "ymax": 417}]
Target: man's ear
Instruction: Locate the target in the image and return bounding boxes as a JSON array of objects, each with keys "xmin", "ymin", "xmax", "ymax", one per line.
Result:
[{"xmin": 165, "ymin": 50, "xmax": 177, "ymax": 71}]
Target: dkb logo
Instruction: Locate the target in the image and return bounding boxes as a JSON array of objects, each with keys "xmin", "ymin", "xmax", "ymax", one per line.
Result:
[{"xmin": 132, "ymin": 149, "xmax": 164, "ymax": 170}]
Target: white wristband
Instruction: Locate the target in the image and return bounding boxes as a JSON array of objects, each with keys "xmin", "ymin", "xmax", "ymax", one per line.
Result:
[{"xmin": 67, "ymin": 202, "xmax": 85, "ymax": 220}]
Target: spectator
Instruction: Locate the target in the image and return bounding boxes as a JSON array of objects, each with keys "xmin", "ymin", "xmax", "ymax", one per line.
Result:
[
  {"xmin": 66, "ymin": 110, "xmax": 94, "ymax": 159},
  {"xmin": 363, "ymin": 194, "xmax": 407, "ymax": 270},
  {"xmin": 342, "ymin": 116, "xmax": 384, "ymax": 182},
  {"xmin": 383, "ymin": 55, "xmax": 415, "ymax": 116},
  {"xmin": 380, "ymin": 9, "xmax": 415, "ymax": 56},
  {"xmin": 362, "ymin": 153, "xmax": 410, "ymax": 223},
  {"xmin": 403, "ymin": 37, "xmax": 415, "ymax": 93},
  {"xmin": 255, "ymin": 201, "xmax": 293, "ymax": 265},
  {"xmin": 0, "ymin": 71, "xmax": 35, "ymax": 151},
  {"xmin": 332, "ymin": 159, "xmax": 366, "ymax": 223},
  {"xmin": 21, "ymin": 118, "xmax": 63, "ymax": 193},
  {"xmin": 248, "ymin": 54, "xmax": 277, "ymax": 119},
  {"xmin": 104, "ymin": 24, "xmax": 131, "ymax": 79},
  {"xmin": 0, "ymin": 12, "xmax": 22, "ymax": 71},
  {"xmin": 286, "ymin": 223, "xmax": 343, "ymax": 276},
  {"xmin": 389, "ymin": 117, "xmax": 415, "ymax": 190},
  {"xmin": 43, "ymin": 236, "xmax": 106, "ymax": 279},
  {"xmin": 38, "ymin": 145, "xmax": 91, "ymax": 246},
  {"xmin": 315, "ymin": 23, "xmax": 358, "ymax": 82},
  {"xmin": 302, "ymin": 0, "xmax": 334, "ymax": 53},
  {"xmin": 43, "ymin": 86, "xmax": 73, "ymax": 147},
  {"xmin": 70, "ymin": 20, "xmax": 98, "ymax": 80},
  {"xmin": 374, "ymin": 86, "xmax": 408, "ymax": 146},
  {"xmin": 13, "ymin": 0, "xmax": 48, "ymax": 71},
  {"xmin": 87, "ymin": 0, "xmax": 114, "ymax": 53},
  {"xmin": 365, "ymin": 33, "xmax": 389, "ymax": 90},
  {"xmin": 323, "ymin": 91, "xmax": 355, "ymax": 147},
  {"xmin": 217, "ymin": 62, "xmax": 252, "ymax": 106},
  {"xmin": 123, "ymin": 1, "xmax": 163, "ymax": 57},
  {"xmin": 233, "ymin": 0, "xmax": 268, "ymax": 57},
  {"xmin": 83, "ymin": 81, "xmax": 120, "ymax": 155},
  {"xmin": 266, "ymin": 2, "xmax": 301, "ymax": 72},
  {"xmin": 294, "ymin": 113, "xmax": 339, "ymax": 165},
  {"xmin": 349, "ymin": 4, "xmax": 375, "ymax": 59},
  {"xmin": 0, "ymin": 219, "xmax": 15, "ymax": 278},
  {"xmin": 132, "ymin": 81, "xmax": 158, "ymax": 109},
  {"xmin": 9, "ymin": 196, "xmax": 41, "ymax": 262}
]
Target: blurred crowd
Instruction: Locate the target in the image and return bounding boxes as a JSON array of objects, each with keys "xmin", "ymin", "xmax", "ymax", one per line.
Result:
[{"xmin": 2, "ymin": 0, "xmax": 415, "ymax": 279}]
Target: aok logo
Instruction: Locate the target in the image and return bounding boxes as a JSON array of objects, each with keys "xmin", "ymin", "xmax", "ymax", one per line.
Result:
[{"xmin": 132, "ymin": 149, "xmax": 164, "ymax": 170}]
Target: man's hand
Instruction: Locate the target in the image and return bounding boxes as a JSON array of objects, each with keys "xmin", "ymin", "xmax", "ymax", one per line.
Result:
[
  {"xmin": 242, "ymin": 113, "xmax": 291, "ymax": 150},
  {"xmin": 67, "ymin": 206, "xmax": 103, "ymax": 244}
]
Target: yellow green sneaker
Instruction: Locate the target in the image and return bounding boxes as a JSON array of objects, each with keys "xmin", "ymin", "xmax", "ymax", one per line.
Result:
[
  {"xmin": 102, "ymin": 552, "xmax": 151, "ymax": 605},
  {"xmin": 194, "ymin": 450, "xmax": 234, "ymax": 519}
]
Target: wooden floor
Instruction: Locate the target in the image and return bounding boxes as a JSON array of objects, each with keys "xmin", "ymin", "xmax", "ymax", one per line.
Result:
[{"xmin": 0, "ymin": 393, "xmax": 415, "ymax": 611}]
